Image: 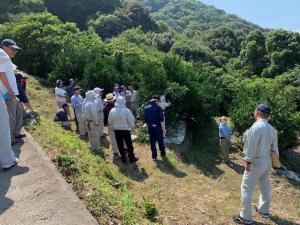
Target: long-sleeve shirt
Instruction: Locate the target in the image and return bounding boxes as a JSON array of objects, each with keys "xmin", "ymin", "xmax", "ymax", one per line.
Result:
[
  {"xmin": 243, "ymin": 119, "xmax": 279, "ymax": 162},
  {"xmin": 108, "ymin": 106, "xmax": 135, "ymax": 131},
  {"xmin": 82, "ymin": 100, "xmax": 99, "ymax": 124},
  {"xmin": 219, "ymin": 122, "xmax": 231, "ymax": 139},
  {"xmin": 144, "ymin": 102, "xmax": 164, "ymax": 126},
  {"xmin": 71, "ymin": 95, "xmax": 83, "ymax": 114}
]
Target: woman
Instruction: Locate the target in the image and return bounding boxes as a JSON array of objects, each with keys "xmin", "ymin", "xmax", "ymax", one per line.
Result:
[{"xmin": 55, "ymin": 79, "xmax": 67, "ymax": 109}]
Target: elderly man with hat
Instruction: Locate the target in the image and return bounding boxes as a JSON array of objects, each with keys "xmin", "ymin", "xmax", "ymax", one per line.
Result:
[
  {"xmin": 219, "ymin": 116, "xmax": 231, "ymax": 163},
  {"xmin": 108, "ymin": 96, "xmax": 138, "ymax": 163},
  {"xmin": 71, "ymin": 86, "xmax": 86, "ymax": 136},
  {"xmin": 0, "ymin": 39, "xmax": 25, "ymax": 144},
  {"xmin": 82, "ymin": 90, "xmax": 100, "ymax": 151},
  {"xmin": 233, "ymin": 103, "xmax": 279, "ymax": 225},
  {"xmin": 94, "ymin": 87, "xmax": 105, "ymax": 138},
  {"xmin": 144, "ymin": 95, "xmax": 166, "ymax": 160},
  {"xmin": 104, "ymin": 93, "xmax": 119, "ymax": 157}
]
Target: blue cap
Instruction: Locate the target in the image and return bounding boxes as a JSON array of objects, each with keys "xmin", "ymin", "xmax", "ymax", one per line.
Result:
[
  {"xmin": 1, "ymin": 39, "xmax": 21, "ymax": 50},
  {"xmin": 256, "ymin": 103, "xmax": 271, "ymax": 115}
]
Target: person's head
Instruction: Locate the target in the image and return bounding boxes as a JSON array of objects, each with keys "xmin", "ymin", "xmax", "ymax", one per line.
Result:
[
  {"xmin": 150, "ymin": 95, "xmax": 161, "ymax": 103},
  {"xmin": 69, "ymin": 79, "xmax": 75, "ymax": 86},
  {"xmin": 56, "ymin": 79, "xmax": 63, "ymax": 88},
  {"xmin": 121, "ymin": 85, "xmax": 126, "ymax": 91},
  {"xmin": 0, "ymin": 39, "xmax": 21, "ymax": 58},
  {"xmin": 62, "ymin": 103, "xmax": 68, "ymax": 111},
  {"xmin": 115, "ymin": 96, "xmax": 126, "ymax": 107},
  {"xmin": 73, "ymin": 87, "xmax": 80, "ymax": 96},
  {"xmin": 128, "ymin": 86, "xmax": 133, "ymax": 92},
  {"xmin": 254, "ymin": 103, "xmax": 271, "ymax": 120},
  {"xmin": 220, "ymin": 116, "xmax": 227, "ymax": 123},
  {"xmin": 85, "ymin": 90, "xmax": 95, "ymax": 101},
  {"xmin": 113, "ymin": 85, "xmax": 119, "ymax": 92},
  {"xmin": 94, "ymin": 87, "xmax": 104, "ymax": 96}
]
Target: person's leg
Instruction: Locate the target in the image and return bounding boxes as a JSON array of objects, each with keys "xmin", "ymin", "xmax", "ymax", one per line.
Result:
[
  {"xmin": 98, "ymin": 111, "xmax": 104, "ymax": 137},
  {"xmin": 90, "ymin": 122, "xmax": 100, "ymax": 151},
  {"xmin": 0, "ymin": 96, "xmax": 17, "ymax": 168},
  {"xmin": 115, "ymin": 130, "xmax": 126, "ymax": 162},
  {"xmin": 156, "ymin": 127, "xmax": 166, "ymax": 157},
  {"xmin": 76, "ymin": 112, "xmax": 86, "ymax": 136},
  {"xmin": 6, "ymin": 98, "xmax": 17, "ymax": 142},
  {"xmin": 123, "ymin": 130, "xmax": 136, "ymax": 161},
  {"xmin": 258, "ymin": 169, "xmax": 271, "ymax": 215},
  {"xmin": 108, "ymin": 126, "xmax": 119, "ymax": 154},
  {"xmin": 15, "ymin": 99, "xmax": 24, "ymax": 136},
  {"xmin": 220, "ymin": 139, "xmax": 229, "ymax": 162},
  {"xmin": 148, "ymin": 126, "xmax": 158, "ymax": 159}
]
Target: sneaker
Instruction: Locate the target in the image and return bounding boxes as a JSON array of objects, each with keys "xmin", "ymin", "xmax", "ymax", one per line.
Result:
[
  {"xmin": 129, "ymin": 157, "xmax": 139, "ymax": 163},
  {"xmin": 2, "ymin": 160, "xmax": 18, "ymax": 171},
  {"xmin": 113, "ymin": 152, "xmax": 120, "ymax": 157},
  {"xmin": 253, "ymin": 206, "xmax": 270, "ymax": 219},
  {"xmin": 232, "ymin": 215, "xmax": 253, "ymax": 224}
]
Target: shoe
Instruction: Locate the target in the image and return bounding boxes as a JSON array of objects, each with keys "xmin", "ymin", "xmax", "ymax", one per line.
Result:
[
  {"xmin": 129, "ymin": 157, "xmax": 139, "ymax": 163},
  {"xmin": 152, "ymin": 157, "xmax": 158, "ymax": 161},
  {"xmin": 2, "ymin": 160, "xmax": 18, "ymax": 171},
  {"xmin": 121, "ymin": 158, "xmax": 127, "ymax": 164},
  {"xmin": 15, "ymin": 134, "xmax": 26, "ymax": 139},
  {"xmin": 253, "ymin": 206, "xmax": 270, "ymax": 219},
  {"xmin": 161, "ymin": 152, "xmax": 167, "ymax": 158},
  {"xmin": 11, "ymin": 139, "xmax": 23, "ymax": 145},
  {"xmin": 232, "ymin": 215, "xmax": 253, "ymax": 224}
]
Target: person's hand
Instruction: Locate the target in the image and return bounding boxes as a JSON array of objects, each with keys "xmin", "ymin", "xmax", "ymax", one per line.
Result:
[
  {"xmin": 8, "ymin": 89, "xmax": 14, "ymax": 100},
  {"xmin": 245, "ymin": 162, "xmax": 251, "ymax": 171},
  {"xmin": 163, "ymin": 128, "xmax": 167, "ymax": 137},
  {"xmin": 142, "ymin": 123, "xmax": 147, "ymax": 129}
]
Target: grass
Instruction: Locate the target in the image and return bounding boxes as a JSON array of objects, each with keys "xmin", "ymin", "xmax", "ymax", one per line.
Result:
[{"xmin": 26, "ymin": 75, "xmax": 300, "ymax": 225}]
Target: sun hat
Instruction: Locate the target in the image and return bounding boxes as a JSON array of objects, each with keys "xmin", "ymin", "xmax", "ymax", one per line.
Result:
[
  {"xmin": 104, "ymin": 93, "xmax": 116, "ymax": 103},
  {"xmin": 94, "ymin": 87, "xmax": 104, "ymax": 94},
  {"xmin": 1, "ymin": 39, "xmax": 22, "ymax": 50},
  {"xmin": 115, "ymin": 96, "xmax": 126, "ymax": 107}
]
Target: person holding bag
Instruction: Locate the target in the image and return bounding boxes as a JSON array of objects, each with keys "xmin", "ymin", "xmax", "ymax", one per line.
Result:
[{"xmin": 233, "ymin": 103, "xmax": 279, "ymax": 225}]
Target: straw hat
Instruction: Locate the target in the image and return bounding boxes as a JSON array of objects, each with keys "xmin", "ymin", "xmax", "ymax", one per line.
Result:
[{"xmin": 104, "ymin": 93, "xmax": 116, "ymax": 103}]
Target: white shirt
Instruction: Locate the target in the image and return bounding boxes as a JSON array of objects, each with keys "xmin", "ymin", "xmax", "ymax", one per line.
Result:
[
  {"xmin": 130, "ymin": 90, "xmax": 138, "ymax": 103},
  {"xmin": 243, "ymin": 119, "xmax": 279, "ymax": 162},
  {"xmin": 55, "ymin": 87, "xmax": 66, "ymax": 102},
  {"xmin": 0, "ymin": 49, "xmax": 19, "ymax": 96},
  {"xmin": 108, "ymin": 106, "xmax": 135, "ymax": 131}
]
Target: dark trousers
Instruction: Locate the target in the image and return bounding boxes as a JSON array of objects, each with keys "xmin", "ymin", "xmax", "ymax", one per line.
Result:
[
  {"xmin": 148, "ymin": 125, "xmax": 165, "ymax": 159},
  {"xmin": 114, "ymin": 130, "xmax": 135, "ymax": 160}
]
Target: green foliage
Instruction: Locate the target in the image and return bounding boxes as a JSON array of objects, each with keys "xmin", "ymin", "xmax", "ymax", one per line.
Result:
[
  {"xmin": 230, "ymin": 78, "xmax": 300, "ymax": 150},
  {"xmin": 143, "ymin": 197, "xmax": 158, "ymax": 221},
  {"xmin": 135, "ymin": 129, "xmax": 150, "ymax": 144},
  {"xmin": 55, "ymin": 154, "xmax": 80, "ymax": 178}
]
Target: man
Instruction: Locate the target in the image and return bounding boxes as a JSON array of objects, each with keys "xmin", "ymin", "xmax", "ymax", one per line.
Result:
[
  {"xmin": 108, "ymin": 96, "xmax": 138, "ymax": 164},
  {"xmin": 219, "ymin": 116, "xmax": 231, "ymax": 163},
  {"xmin": 66, "ymin": 79, "xmax": 76, "ymax": 103},
  {"xmin": 112, "ymin": 84, "xmax": 121, "ymax": 97},
  {"xmin": 104, "ymin": 93, "xmax": 119, "ymax": 157},
  {"xmin": 0, "ymin": 39, "xmax": 25, "ymax": 144},
  {"xmin": 71, "ymin": 87, "xmax": 86, "ymax": 136},
  {"xmin": 233, "ymin": 103, "xmax": 279, "ymax": 225},
  {"xmin": 144, "ymin": 95, "xmax": 166, "ymax": 160},
  {"xmin": 82, "ymin": 90, "xmax": 100, "ymax": 151},
  {"xmin": 120, "ymin": 85, "xmax": 131, "ymax": 108},
  {"xmin": 94, "ymin": 87, "xmax": 105, "ymax": 137},
  {"xmin": 54, "ymin": 103, "xmax": 72, "ymax": 130},
  {"xmin": 128, "ymin": 86, "xmax": 138, "ymax": 118}
]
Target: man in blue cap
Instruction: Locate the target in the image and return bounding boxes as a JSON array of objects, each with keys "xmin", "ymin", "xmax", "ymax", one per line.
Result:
[
  {"xmin": 0, "ymin": 39, "xmax": 25, "ymax": 144},
  {"xmin": 233, "ymin": 103, "xmax": 279, "ymax": 225}
]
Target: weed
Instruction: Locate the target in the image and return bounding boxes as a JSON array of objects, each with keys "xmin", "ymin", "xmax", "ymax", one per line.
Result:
[{"xmin": 143, "ymin": 197, "xmax": 158, "ymax": 221}]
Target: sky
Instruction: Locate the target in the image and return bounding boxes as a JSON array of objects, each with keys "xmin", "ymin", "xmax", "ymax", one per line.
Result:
[{"xmin": 201, "ymin": 0, "xmax": 300, "ymax": 32}]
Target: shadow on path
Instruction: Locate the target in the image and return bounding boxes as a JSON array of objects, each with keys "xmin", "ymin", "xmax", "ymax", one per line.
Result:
[
  {"xmin": 154, "ymin": 157, "xmax": 187, "ymax": 178},
  {"xmin": 0, "ymin": 141, "xmax": 29, "ymax": 215}
]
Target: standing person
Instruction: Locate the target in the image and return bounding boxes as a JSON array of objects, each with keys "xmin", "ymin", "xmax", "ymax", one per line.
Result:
[
  {"xmin": 108, "ymin": 96, "xmax": 138, "ymax": 164},
  {"xmin": 94, "ymin": 87, "xmax": 105, "ymax": 138},
  {"xmin": 144, "ymin": 95, "xmax": 166, "ymax": 160},
  {"xmin": 104, "ymin": 93, "xmax": 119, "ymax": 157},
  {"xmin": 233, "ymin": 103, "xmax": 279, "ymax": 225},
  {"xmin": 113, "ymin": 84, "xmax": 121, "ymax": 97},
  {"xmin": 82, "ymin": 90, "xmax": 100, "ymax": 151},
  {"xmin": 0, "ymin": 93, "xmax": 18, "ymax": 170},
  {"xmin": 120, "ymin": 85, "xmax": 131, "ymax": 108},
  {"xmin": 128, "ymin": 86, "xmax": 138, "ymax": 118},
  {"xmin": 219, "ymin": 116, "xmax": 231, "ymax": 163},
  {"xmin": 65, "ymin": 79, "xmax": 76, "ymax": 103},
  {"xmin": 71, "ymin": 87, "xmax": 86, "ymax": 136},
  {"xmin": 55, "ymin": 79, "xmax": 67, "ymax": 109},
  {"xmin": 0, "ymin": 39, "xmax": 25, "ymax": 144}
]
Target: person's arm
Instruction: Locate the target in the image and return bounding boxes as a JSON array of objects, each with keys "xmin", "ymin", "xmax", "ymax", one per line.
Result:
[
  {"xmin": 158, "ymin": 107, "xmax": 166, "ymax": 137},
  {"xmin": 0, "ymin": 72, "xmax": 14, "ymax": 99},
  {"xmin": 271, "ymin": 129, "xmax": 279, "ymax": 158},
  {"xmin": 90, "ymin": 104, "xmax": 99, "ymax": 125},
  {"xmin": 243, "ymin": 127, "xmax": 260, "ymax": 171},
  {"xmin": 127, "ymin": 109, "xmax": 135, "ymax": 131}
]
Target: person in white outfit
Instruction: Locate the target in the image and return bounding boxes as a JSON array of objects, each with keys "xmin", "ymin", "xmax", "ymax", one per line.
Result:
[
  {"xmin": 82, "ymin": 90, "xmax": 100, "ymax": 151},
  {"xmin": 71, "ymin": 87, "xmax": 86, "ymax": 136},
  {"xmin": 0, "ymin": 93, "xmax": 18, "ymax": 169},
  {"xmin": 94, "ymin": 87, "xmax": 105, "ymax": 137},
  {"xmin": 233, "ymin": 103, "xmax": 279, "ymax": 225},
  {"xmin": 55, "ymin": 79, "xmax": 67, "ymax": 109}
]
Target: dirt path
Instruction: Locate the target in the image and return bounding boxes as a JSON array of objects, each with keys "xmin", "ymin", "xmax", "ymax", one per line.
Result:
[{"xmin": 0, "ymin": 133, "xmax": 98, "ymax": 225}]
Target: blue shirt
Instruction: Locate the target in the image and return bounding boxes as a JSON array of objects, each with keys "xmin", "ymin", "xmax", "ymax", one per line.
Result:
[
  {"xmin": 219, "ymin": 122, "xmax": 231, "ymax": 139},
  {"xmin": 144, "ymin": 102, "xmax": 164, "ymax": 126},
  {"xmin": 71, "ymin": 95, "xmax": 83, "ymax": 114},
  {"xmin": 17, "ymin": 83, "xmax": 29, "ymax": 103}
]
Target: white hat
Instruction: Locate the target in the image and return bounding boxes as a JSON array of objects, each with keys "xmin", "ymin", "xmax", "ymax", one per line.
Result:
[
  {"xmin": 94, "ymin": 87, "xmax": 104, "ymax": 94},
  {"xmin": 85, "ymin": 90, "xmax": 95, "ymax": 100},
  {"xmin": 115, "ymin": 96, "xmax": 126, "ymax": 107}
]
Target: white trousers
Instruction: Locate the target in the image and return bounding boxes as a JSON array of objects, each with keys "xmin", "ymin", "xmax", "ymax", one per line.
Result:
[
  {"xmin": 97, "ymin": 111, "xmax": 104, "ymax": 137},
  {"xmin": 75, "ymin": 112, "xmax": 86, "ymax": 136},
  {"xmin": 0, "ymin": 95, "xmax": 17, "ymax": 168},
  {"xmin": 108, "ymin": 126, "xmax": 119, "ymax": 154},
  {"xmin": 240, "ymin": 156, "xmax": 272, "ymax": 221},
  {"xmin": 86, "ymin": 121, "xmax": 100, "ymax": 151}
]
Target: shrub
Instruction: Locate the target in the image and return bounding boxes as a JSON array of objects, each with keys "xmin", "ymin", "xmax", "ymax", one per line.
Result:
[
  {"xmin": 55, "ymin": 155, "xmax": 80, "ymax": 178},
  {"xmin": 143, "ymin": 197, "xmax": 158, "ymax": 221}
]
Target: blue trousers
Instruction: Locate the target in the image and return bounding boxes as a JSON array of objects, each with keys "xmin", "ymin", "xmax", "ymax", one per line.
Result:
[{"xmin": 148, "ymin": 125, "xmax": 165, "ymax": 159}]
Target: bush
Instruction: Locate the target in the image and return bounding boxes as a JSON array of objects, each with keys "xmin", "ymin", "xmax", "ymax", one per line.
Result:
[
  {"xmin": 143, "ymin": 197, "xmax": 158, "ymax": 221},
  {"xmin": 55, "ymin": 155, "xmax": 80, "ymax": 178}
]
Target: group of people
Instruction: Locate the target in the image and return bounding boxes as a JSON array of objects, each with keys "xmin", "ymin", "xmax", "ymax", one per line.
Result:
[
  {"xmin": 0, "ymin": 39, "xmax": 39, "ymax": 170},
  {"xmin": 0, "ymin": 38, "xmax": 282, "ymax": 225}
]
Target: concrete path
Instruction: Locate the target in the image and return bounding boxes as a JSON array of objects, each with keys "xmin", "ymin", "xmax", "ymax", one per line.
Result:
[{"xmin": 0, "ymin": 133, "xmax": 99, "ymax": 225}]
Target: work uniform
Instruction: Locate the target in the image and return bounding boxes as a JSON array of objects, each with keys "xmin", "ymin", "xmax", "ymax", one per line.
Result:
[
  {"xmin": 129, "ymin": 90, "xmax": 138, "ymax": 118},
  {"xmin": 0, "ymin": 93, "xmax": 18, "ymax": 168},
  {"xmin": 108, "ymin": 96, "xmax": 136, "ymax": 163},
  {"xmin": 104, "ymin": 100, "xmax": 119, "ymax": 154},
  {"xmin": 219, "ymin": 121, "xmax": 231, "ymax": 162},
  {"xmin": 0, "ymin": 48, "xmax": 23, "ymax": 143},
  {"xmin": 71, "ymin": 94, "xmax": 86, "ymax": 136},
  {"xmin": 83, "ymin": 91, "xmax": 100, "ymax": 151},
  {"xmin": 240, "ymin": 119, "xmax": 279, "ymax": 221},
  {"xmin": 144, "ymin": 101, "xmax": 166, "ymax": 159},
  {"xmin": 94, "ymin": 88, "xmax": 104, "ymax": 137}
]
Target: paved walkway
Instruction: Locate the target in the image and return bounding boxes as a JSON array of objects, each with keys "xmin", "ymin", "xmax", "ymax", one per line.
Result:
[{"xmin": 0, "ymin": 133, "xmax": 98, "ymax": 225}]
